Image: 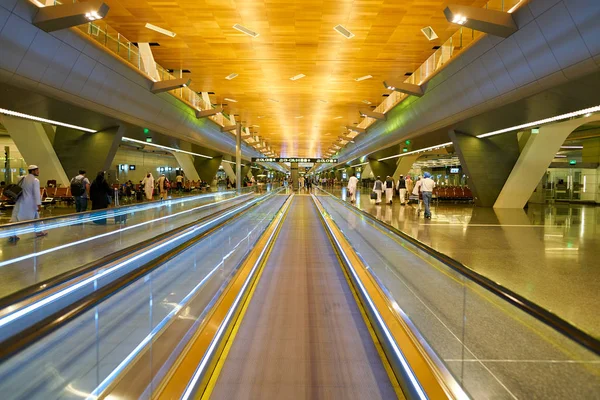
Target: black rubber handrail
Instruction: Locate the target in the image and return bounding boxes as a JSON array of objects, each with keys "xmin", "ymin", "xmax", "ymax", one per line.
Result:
[
  {"xmin": 318, "ymin": 188, "xmax": 600, "ymax": 355},
  {"xmin": 0, "ymin": 195, "xmax": 252, "ymax": 310},
  {"xmin": 0, "ymin": 191, "xmax": 282, "ymax": 361},
  {"xmin": 0, "ymin": 188, "xmax": 248, "ymax": 229}
]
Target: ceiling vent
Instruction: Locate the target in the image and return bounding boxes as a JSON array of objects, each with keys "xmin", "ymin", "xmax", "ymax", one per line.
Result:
[
  {"xmin": 421, "ymin": 26, "xmax": 439, "ymax": 41},
  {"xmin": 432, "ymin": 46, "xmax": 441, "ymax": 50},
  {"xmin": 333, "ymin": 24, "xmax": 355, "ymax": 39},
  {"xmin": 233, "ymin": 24, "xmax": 260, "ymax": 38},
  {"xmin": 404, "ymin": 72, "xmax": 413, "ymax": 76}
]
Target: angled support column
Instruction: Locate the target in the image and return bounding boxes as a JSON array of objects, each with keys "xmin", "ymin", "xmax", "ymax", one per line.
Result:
[
  {"xmin": 171, "ymin": 152, "xmax": 200, "ymax": 182},
  {"xmin": 53, "ymin": 125, "xmax": 125, "ymax": 180},
  {"xmin": 1, "ymin": 115, "xmax": 69, "ymax": 186},
  {"xmin": 392, "ymin": 154, "xmax": 420, "ymax": 180},
  {"xmin": 291, "ymin": 162, "xmax": 299, "ymax": 190},
  {"xmin": 368, "ymin": 158, "xmax": 396, "ymax": 180},
  {"xmin": 444, "ymin": 4, "xmax": 517, "ymax": 38},
  {"xmin": 194, "ymin": 156, "xmax": 223, "ymax": 183},
  {"xmin": 449, "ymin": 130, "xmax": 519, "ymax": 207},
  {"xmin": 138, "ymin": 43, "xmax": 160, "ymax": 82},
  {"xmin": 33, "ymin": 0, "xmax": 109, "ymax": 32},
  {"xmin": 495, "ymin": 117, "xmax": 600, "ymax": 208},
  {"xmin": 235, "ymin": 123, "xmax": 242, "ymax": 192}
]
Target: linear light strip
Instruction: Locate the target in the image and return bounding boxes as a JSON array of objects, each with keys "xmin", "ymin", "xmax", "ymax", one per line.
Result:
[
  {"xmin": 312, "ymin": 194, "xmax": 428, "ymax": 400},
  {"xmin": 122, "ymin": 137, "xmax": 212, "ymax": 159},
  {"xmin": 0, "ymin": 200, "xmax": 256, "ymax": 331},
  {"xmin": 181, "ymin": 195, "xmax": 291, "ymax": 400},
  {"xmin": 378, "ymin": 142, "xmax": 452, "ymax": 161},
  {"xmin": 145, "ymin": 23, "xmax": 176, "ymax": 37},
  {"xmin": 0, "ymin": 108, "xmax": 97, "ymax": 133},
  {"xmin": 91, "ymin": 195, "xmax": 275, "ymax": 399},
  {"xmin": 476, "ymin": 105, "xmax": 600, "ymax": 138},
  {"xmin": 0, "ymin": 191, "xmax": 233, "ymax": 239}
]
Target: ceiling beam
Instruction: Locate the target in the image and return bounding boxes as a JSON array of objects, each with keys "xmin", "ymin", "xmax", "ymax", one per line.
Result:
[
  {"xmin": 195, "ymin": 106, "xmax": 223, "ymax": 118},
  {"xmin": 360, "ymin": 109, "xmax": 386, "ymax": 120},
  {"xmin": 383, "ymin": 80, "xmax": 424, "ymax": 97},
  {"xmin": 33, "ymin": 0, "xmax": 109, "ymax": 32},
  {"xmin": 346, "ymin": 126, "xmax": 366, "ymax": 134},
  {"xmin": 444, "ymin": 4, "xmax": 517, "ymax": 38},
  {"xmin": 151, "ymin": 78, "xmax": 192, "ymax": 94}
]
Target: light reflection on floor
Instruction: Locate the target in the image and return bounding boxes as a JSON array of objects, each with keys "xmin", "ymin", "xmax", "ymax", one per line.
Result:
[{"xmin": 328, "ymin": 186, "xmax": 600, "ymax": 338}]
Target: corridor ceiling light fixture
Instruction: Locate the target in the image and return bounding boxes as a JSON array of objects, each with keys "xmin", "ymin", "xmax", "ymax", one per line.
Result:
[
  {"xmin": 452, "ymin": 14, "xmax": 467, "ymax": 25},
  {"xmin": 268, "ymin": 98, "xmax": 279, "ymax": 103},
  {"xmin": 290, "ymin": 74, "xmax": 306, "ymax": 81},
  {"xmin": 0, "ymin": 108, "xmax": 97, "ymax": 133},
  {"xmin": 477, "ymin": 105, "xmax": 600, "ymax": 138},
  {"xmin": 225, "ymin": 73, "xmax": 239, "ymax": 80},
  {"xmin": 319, "ymin": 99, "xmax": 328, "ymax": 103},
  {"xmin": 355, "ymin": 75, "xmax": 373, "ymax": 82},
  {"xmin": 333, "ymin": 24, "xmax": 355, "ymax": 39},
  {"xmin": 560, "ymin": 145, "xmax": 584, "ymax": 149},
  {"xmin": 232, "ymin": 24, "xmax": 260, "ymax": 38},
  {"xmin": 421, "ymin": 26, "xmax": 439, "ymax": 41},
  {"xmin": 378, "ymin": 142, "xmax": 453, "ymax": 161},
  {"xmin": 224, "ymin": 98, "xmax": 238, "ymax": 103},
  {"xmin": 333, "ymin": 116, "xmax": 343, "ymax": 119},
  {"xmin": 145, "ymin": 23, "xmax": 176, "ymax": 37},
  {"xmin": 121, "ymin": 137, "xmax": 212, "ymax": 159},
  {"xmin": 295, "ymin": 116, "xmax": 304, "ymax": 119},
  {"xmin": 362, "ymin": 100, "xmax": 372, "ymax": 105},
  {"xmin": 584, "ymin": 113, "xmax": 592, "ymax": 117},
  {"xmin": 33, "ymin": 0, "xmax": 110, "ymax": 32},
  {"xmin": 554, "ymin": 155, "xmax": 567, "ymax": 158}
]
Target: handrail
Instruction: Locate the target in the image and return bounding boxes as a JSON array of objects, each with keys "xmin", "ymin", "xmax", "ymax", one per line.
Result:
[
  {"xmin": 0, "ymin": 188, "xmax": 246, "ymax": 231},
  {"xmin": 0, "ymin": 189, "xmax": 281, "ymax": 361},
  {"xmin": 0, "ymin": 193, "xmax": 252, "ymax": 310},
  {"xmin": 316, "ymin": 187, "xmax": 600, "ymax": 355}
]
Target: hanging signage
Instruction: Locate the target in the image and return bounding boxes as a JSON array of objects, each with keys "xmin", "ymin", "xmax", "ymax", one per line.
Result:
[
  {"xmin": 252, "ymin": 157, "xmax": 338, "ymax": 163},
  {"xmin": 450, "ymin": 167, "xmax": 459, "ymax": 173}
]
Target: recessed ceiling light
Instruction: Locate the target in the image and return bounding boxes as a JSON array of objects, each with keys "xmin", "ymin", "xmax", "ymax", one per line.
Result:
[
  {"xmin": 257, "ymin": 115, "xmax": 265, "ymax": 118},
  {"xmin": 268, "ymin": 99, "xmax": 279, "ymax": 103},
  {"xmin": 362, "ymin": 100, "xmax": 372, "ymax": 104},
  {"xmin": 225, "ymin": 73, "xmax": 238, "ymax": 80},
  {"xmin": 290, "ymin": 74, "xmax": 306, "ymax": 81},
  {"xmin": 224, "ymin": 98, "xmax": 237, "ymax": 103},
  {"xmin": 252, "ymin": 125, "xmax": 260, "ymax": 127},
  {"xmin": 333, "ymin": 24, "xmax": 354, "ymax": 39},
  {"xmin": 355, "ymin": 75, "xmax": 373, "ymax": 82},
  {"xmin": 145, "ymin": 23, "xmax": 176, "ymax": 38},
  {"xmin": 421, "ymin": 26, "xmax": 438, "ymax": 41},
  {"xmin": 232, "ymin": 24, "xmax": 259, "ymax": 38},
  {"xmin": 333, "ymin": 116, "xmax": 343, "ymax": 119},
  {"xmin": 319, "ymin": 99, "xmax": 328, "ymax": 103},
  {"xmin": 295, "ymin": 116, "xmax": 303, "ymax": 119}
]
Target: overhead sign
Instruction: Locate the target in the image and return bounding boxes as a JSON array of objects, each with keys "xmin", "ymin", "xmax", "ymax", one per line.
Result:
[
  {"xmin": 449, "ymin": 167, "xmax": 459, "ymax": 173},
  {"xmin": 252, "ymin": 157, "xmax": 338, "ymax": 163}
]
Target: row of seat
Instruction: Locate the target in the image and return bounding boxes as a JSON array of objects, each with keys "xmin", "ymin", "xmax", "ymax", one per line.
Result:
[{"xmin": 433, "ymin": 186, "xmax": 473, "ymax": 201}]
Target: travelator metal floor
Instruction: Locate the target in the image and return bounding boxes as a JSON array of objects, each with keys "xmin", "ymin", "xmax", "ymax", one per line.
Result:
[
  {"xmin": 0, "ymin": 189, "xmax": 597, "ymax": 400},
  {"xmin": 206, "ymin": 196, "xmax": 401, "ymax": 399}
]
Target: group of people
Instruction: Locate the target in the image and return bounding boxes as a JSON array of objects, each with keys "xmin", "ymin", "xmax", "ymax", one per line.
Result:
[{"xmin": 347, "ymin": 172, "xmax": 436, "ymax": 219}]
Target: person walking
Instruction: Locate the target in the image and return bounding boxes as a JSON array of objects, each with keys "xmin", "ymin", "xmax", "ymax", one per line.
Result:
[
  {"xmin": 90, "ymin": 171, "xmax": 112, "ymax": 224},
  {"xmin": 347, "ymin": 173, "xmax": 358, "ymax": 203},
  {"xmin": 70, "ymin": 169, "xmax": 90, "ymax": 212},
  {"xmin": 421, "ymin": 172, "xmax": 436, "ymax": 219},
  {"xmin": 397, "ymin": 175, "xmax": 407, "ymax": 206},
  {"xmin": 8, "ymin": 165, "xmax": 48, "ymax": 242},
  {"xmin": 175, "ymin": 173, "xmax": 184, "ymax": 194},
  {"xmin": 384, "ymin": 175, "xmax": 394, "ymax": 205},
  {"xmin": 157, "ymin": 173, "xmax": 168, "ymax": 200},
  {"xmin": 141, "ymin": 172, "xmax": 155, "ymax": 201},
  {"xmin": 412, "ymin": 176, "xmax": 422, "ymax": 212},
  {"xmin": 405, "ymin": 175, "xmax": 414, "ymax": 198},
  {"xmin": 372, "ymin": 176, "xmax": 383, "ymax": 205}
]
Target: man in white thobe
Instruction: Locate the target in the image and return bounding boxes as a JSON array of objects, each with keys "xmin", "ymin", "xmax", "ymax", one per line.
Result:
[
  {"xmin": 141, "ymin": 172, "xmax": 155, "ymax": 201},
  {"xmin": 347, "ymin": 174, "xmax": 358, "ymax": 203},
  {"xmin": 9, "ymin": 165, "xmax": 47, "ymax": 242}
]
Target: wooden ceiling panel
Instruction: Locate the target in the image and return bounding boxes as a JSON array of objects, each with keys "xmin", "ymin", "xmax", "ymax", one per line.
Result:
[{"xmin": 103, "ymin": 0, "xmax": 488, "ymax": 156}]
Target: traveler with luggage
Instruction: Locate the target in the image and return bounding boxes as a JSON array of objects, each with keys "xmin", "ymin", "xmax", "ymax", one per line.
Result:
[
  {"xmin": 176, "ymin": 173, "xmax": 184, "ymax": 193},
  {"xmin": 157, "ymin": 173, "xmax": 169, "ymax": 200},
  {"xmin": 372, "ymin": 176, "xmax": 383, "ymax": 205},
  {"xmin": 71, "ymin": 169, "xmax": 90, "ymax": 212},
  {"xmin": 7, "ymin": 165, "xmax": 48, "ymax": 242},
  {"xmin": 397, "ymin": 175, "xmax": 407, "ymax": 205},
  {"xmin": 347, "ymin": 173, "xmax": 358, "ymax": 203},
  {"xmin": 411, "ymin": 176, "xmax": 422, "ymax": 212},
  {"xmin": 384, "ymin": 176, "xmax": 394, "ymax": 204}
]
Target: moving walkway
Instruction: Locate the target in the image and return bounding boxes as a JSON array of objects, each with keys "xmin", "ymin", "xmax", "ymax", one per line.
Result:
[{"xmin": 0, "ymin": 189, "xmax": 598, "ymax": 399}]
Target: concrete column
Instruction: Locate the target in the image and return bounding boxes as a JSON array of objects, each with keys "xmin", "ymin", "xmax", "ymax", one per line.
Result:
[
  {"xmin": 1, "ymin": 115, "xmax": 69, "ymax": 187},
  {"xmin": 291, "ymin": 162, "xmax": 299, "ymax": 190},
  {"xmin": 582, "ymin": 138, "xmax": 600, "ymax": 164},
  {"xmin": 494, "ymin": 116, "xmax": 600, "ymax": 208},
  {"xmin": 368, "ymin": 158, "xmax": 396, "ymax": 180},
  {"xmin": 171, "ymin": 152, "xmax": 201, "ymax": 181},
  {"xmin": 53, "ymin": 125, "xmax": 125, "ymax": 181},
  {"xmin": 220, "ymin": 160, "xmax": 236, "ymax": 184},
  {"xmin": 392, "ymin": 154, "xmax": 420, "ymax": 180},
  {"xmin": 235, "ymin": 123, "xmax": 242, "ymax": 192},
  {"xmin": 362, "ymin": 163, "xmax": 373, "ymax": 179},
  {"xmin": 194, "ymin": 156, "xmax": 223, "ymax": 183},
  {"xmin": 449, "ymin": 130, "xmax": 520, "ymax": 207}
]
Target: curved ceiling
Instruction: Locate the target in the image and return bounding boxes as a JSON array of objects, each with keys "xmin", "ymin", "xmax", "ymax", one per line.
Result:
[{"xmin": 102, "ymin": 0, "xmax": 487, "ymax": 157}]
